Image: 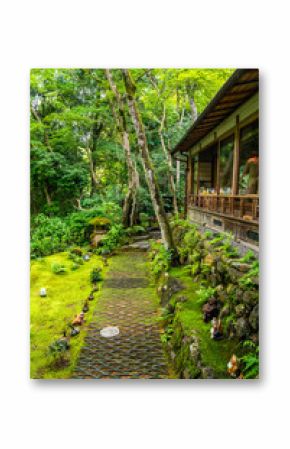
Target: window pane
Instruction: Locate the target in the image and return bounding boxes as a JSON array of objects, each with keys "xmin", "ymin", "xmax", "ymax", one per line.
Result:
[
  {"xmin": 220, "ymin": 135, "xmax": 234, "ymax": 193},
  {"xmin": 239, "ymin": 119, "xmax": 259, "ymax": 194}
]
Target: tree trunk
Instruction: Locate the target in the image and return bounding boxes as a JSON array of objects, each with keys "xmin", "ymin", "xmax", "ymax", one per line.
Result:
[
  {"xmin": 189, "ymin": 95, "xmax": 198, "ymax": 122},
  {"xmin": 105, "ymin": 69, "xmax": 139, "ymax": 227},
  {"xmin": 43, "ymin": 183, "xmax": 52, "ymax": 205},
  {"xmin": 86, "ymin": 146, "xmax": 99, "ymax": 196},
  {"xmin": 89, "ymin": 119, "xmax": 102, "ymax": 196},
  {"xmin": 158, "ymin": 106, "xmax": 178, "ymax": 215},
  {"xmin": 31, "ymin": 106, "xmax": 53, "ymax": 152},
  {"xmin": 176, "ymin": 159, "xmax": 180, "ymax": 190},
  {"xmin": 122, "ymin": 69, "xmax": 177, "ymax": 256}
]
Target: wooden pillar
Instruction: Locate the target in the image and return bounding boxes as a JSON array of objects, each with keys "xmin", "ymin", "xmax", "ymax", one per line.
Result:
[
  {"xmin": 184, "ymin": 156, "xmax": 189, "ymax": 216},
  {"xmin": 197, "ymin": 154, "xmax": 200, "ymax": 205},
  {"xmin": 232, "ymin": 115, "xmax": 240, "ymax": 195},
  {"xmin": 216, "ymin": 139, "xmax": 221, "ymax": 195}
]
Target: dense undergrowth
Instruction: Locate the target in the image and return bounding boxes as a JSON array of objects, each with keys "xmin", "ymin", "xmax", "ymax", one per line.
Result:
[{"xmin": 149, "ymin": 218, "xmax": 259, "ymax": 379}]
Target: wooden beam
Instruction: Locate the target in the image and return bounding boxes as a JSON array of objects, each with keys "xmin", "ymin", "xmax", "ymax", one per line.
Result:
[{"xmin": 232, "ymin": 115, "xmax": 240, "ymax": 195}]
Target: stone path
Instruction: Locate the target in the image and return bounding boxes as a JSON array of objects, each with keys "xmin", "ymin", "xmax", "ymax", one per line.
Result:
[{"xmin": 73, "ymin": 251, "xmax": 169, "ymax": 379}]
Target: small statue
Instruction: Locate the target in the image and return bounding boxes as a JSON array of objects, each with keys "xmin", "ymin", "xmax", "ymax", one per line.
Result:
[
  {"xmin": 39, "ymin": 288, "xmax": 47, "ymax": 297},
  {"xmin": 227, "ymin": 354, "xmax": 240, "ymax": 377},
  {"xmin": 210, "ymin": 318, "xmax": 223, "ymax": 340},
  {"xmin": 72, "ymin": 312, "xmax": 84, "ymax": 326},
  {"xmin": 54, "ymin": 331, "xmax": 70, "ymax": 351},
  {"xmin": 83, "ymin": 301, "xmax": 89, "ymax": 313},
  {"xmin": 202, "ymin": 297, "xmax": 219, "ymax": 322},
  {"xmin": 83, "ymin": 254, "xmax": 90, "ymax": 261},
  {"xmin": 88, "ymin": 293, "xmax": 94, "ymax": 301},
  {"xmin": 102, "ymin": 256, "xmax": 108, "ymax": 266},
  {"xmin": 69, "ymin": 324, "xmax": 80, "ymax": 337}
]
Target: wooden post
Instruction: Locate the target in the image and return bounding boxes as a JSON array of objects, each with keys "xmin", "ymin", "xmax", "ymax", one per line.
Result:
[
  {"xmin": 197, "ymin": 155, "xmax": 200, "ymax": 205},
  {"xmin": 216, "ymin": 139, "xmax": 221, "ymax": 195},
  {"xmin": 232, "ymin": 115, "xmax": 240, "ymax": 195},
  {"xmin": 184, "ymin": 157, "xmax": 189, "ymax": 216}
]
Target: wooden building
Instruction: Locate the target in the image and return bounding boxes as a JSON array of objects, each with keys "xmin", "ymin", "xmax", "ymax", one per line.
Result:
[{"xmin": 172, "ymin": 69, "xmax": 259, "ymax": 247}]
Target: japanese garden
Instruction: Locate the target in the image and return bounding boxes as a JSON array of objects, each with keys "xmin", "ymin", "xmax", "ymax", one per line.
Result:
[{"xmin": 30, "ymin": 68, "xmax": 259, "ymax": 379}]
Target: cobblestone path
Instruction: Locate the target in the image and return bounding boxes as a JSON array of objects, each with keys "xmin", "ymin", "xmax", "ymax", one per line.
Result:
[{"xmin": 73, "ymin": 251, "xmax": 169, "ymax": 379}]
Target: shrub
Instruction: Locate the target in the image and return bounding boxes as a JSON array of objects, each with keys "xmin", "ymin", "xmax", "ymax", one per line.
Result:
[
  {"xmin": 51, "ymin": 262, "xmax": 67, "ymax": 274},
  {"xmin": 31, "ymin": 214, "xmax": 70, "ymax": 257},
  {"xmin": 240, "ymin": 341, "xmax": 259, "ymax": 379},
  {"xmin": 90, "ymin": 267, "xmax": 103, "ymax": 284},
  {"xmin": 139, "ymin": 212, "xmax": 150, "ymax": 228},
  {"xmin": 70, "ymin": 247, "xmax": 83, "ymax": 256},
  {"xmin": 125, "ymin": 225, "xmax": 145, "ymax": 236},
  {"xmin": 97, "ymin": 224, "xmax": 125, "ymax": 253},
  {"xmin": 149, "ymin": 241, "xmax": 172, "ymax": 278}
]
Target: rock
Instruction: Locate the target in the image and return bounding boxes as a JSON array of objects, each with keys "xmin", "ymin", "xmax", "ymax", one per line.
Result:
[
  {"xmin": 217, "ymin": 288, "xmax": 227, "ymax": 303},
  {"xmin": 189, "ymin": 331, "xmax": 200, "ymax": 363},
  {"xmin": 124, "ymin": 241, "xmax": 150, "ymax": 251},
  {"xmin": 160, "ymin": 276, "xmax": 184, "ymax": 306},
  {"xmin": 202, "ymin": 297, "xmax": 220, "ymax": 322},
  {"xmin": 242, "ymin": 290, "xmax": 258, "ymax": 307},
  {"xmin": 226, "ymin": 283, "xmax": 235, "ymax": 295},
  {"xmin": 220, "ymin": 304, "xmax": 230, "ymax": 318},
  {"xmin": 216, "ymin": 261, "xmax": 226, "ymax": 274},
  {"xmin": 235, "ymin": 304, "xmax": 246, "ymax": 317},
  {"xmin": 170, "ymin": 351, "xmax": 176, "ymax": 361},
  {"xmin": 235, "ymin": 317, "xmax": 251, "ymax": 339},
  {"xmin": 183, "ymin": 368, "xmax": 191, "ymax": 379},
  {"xmin": 204, "ymin": 254, "xmax": 214, "ymax": 266},
  {"xmin": 231, "ymin": 262, "xmax": 252, "ymax": 272},
  {"xmin": 249, "ymin": 304, "xmax": 259, "ymax": 331},
  {"xmin": 39, "ymin": 287, "xmax": 47, "ymax": 297},
  {"xmin": 251, "ymin": 333, "xmax": 259, "ymax": 345},
  {"xmin": 252, "ymin": 276, "xmax": 259, "ymax": 286},
  {"xmin": 132, "ymin": 234, "xmax": 150, "ymax": 242},
  {"xmin": 200, "ymin": 366, "xmax": 215, "ymax": 379}
]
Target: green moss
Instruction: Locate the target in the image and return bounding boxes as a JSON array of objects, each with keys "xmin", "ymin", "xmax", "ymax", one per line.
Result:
[
  {"xmin": 167, "ymin": 268, "xmax": 239, "ymax": 378},
  {"xmin": 30, "ymin": 251, "xmax": 105, "ymax": 379}
]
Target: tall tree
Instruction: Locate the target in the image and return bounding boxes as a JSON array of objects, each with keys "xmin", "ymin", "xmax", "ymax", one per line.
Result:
[
  {"xmin": 105, "ymin": 69, "xmax": 139, "ymax": 227},
  {"xmin": 122, "ymin": 69, "xmax": 177, "ymax": 255}
]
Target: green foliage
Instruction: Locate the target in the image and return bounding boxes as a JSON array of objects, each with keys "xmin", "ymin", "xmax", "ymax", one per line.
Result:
[
  {"xmin": 195, "ymin": 285, "xmax": 216, "ymax": 305},
  {"xmin": 70, "ymin": 247, "xmax": 83, "ymax": 256},
  {"xmin": 31, "ymin": 214, "xmax": 70, "ymax": 257},
  {"xmin": 125, "ymin": 225, "xmax": 145, "ymax": 236},
  {"xmin": 139, "ymin": 212, "xmax": 150, "ymax": 228},
  {"xmin": 240, "ymin": 341, "xmax": 259, "ymax": 379},
  {"xmin": 239, "ymin": 250, "xmax": 255, "ymax": 263},
  {"xmin": 239, "ymin": 261, "xmax": 259, "ymax": 288},
  {"xmin": 90, "ymin": 267, "xmax": 103, "ymax": 284},
  {"xmin": 97, "ymin": 224, "xmax": 125, "ymax": 253},
  {"xmin": 49, "ymin": 338, "xmax": 69, "ymax": 354},
  {"xmin": 149, "ymin": 241, "xmax": 172, "ymax": 278},
  {"xmin": 51, "ymin": 262, "xmax": 67, "ymax": 274}
]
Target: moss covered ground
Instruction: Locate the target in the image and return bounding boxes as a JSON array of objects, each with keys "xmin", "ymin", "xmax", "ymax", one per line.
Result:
[
  {"xmin": 169, "ymin": 266, "xmax": 239, "ymax": 378},
  {"xmin": 30, "ymin": 251, "xmax": 105, "ymax": 379}
]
